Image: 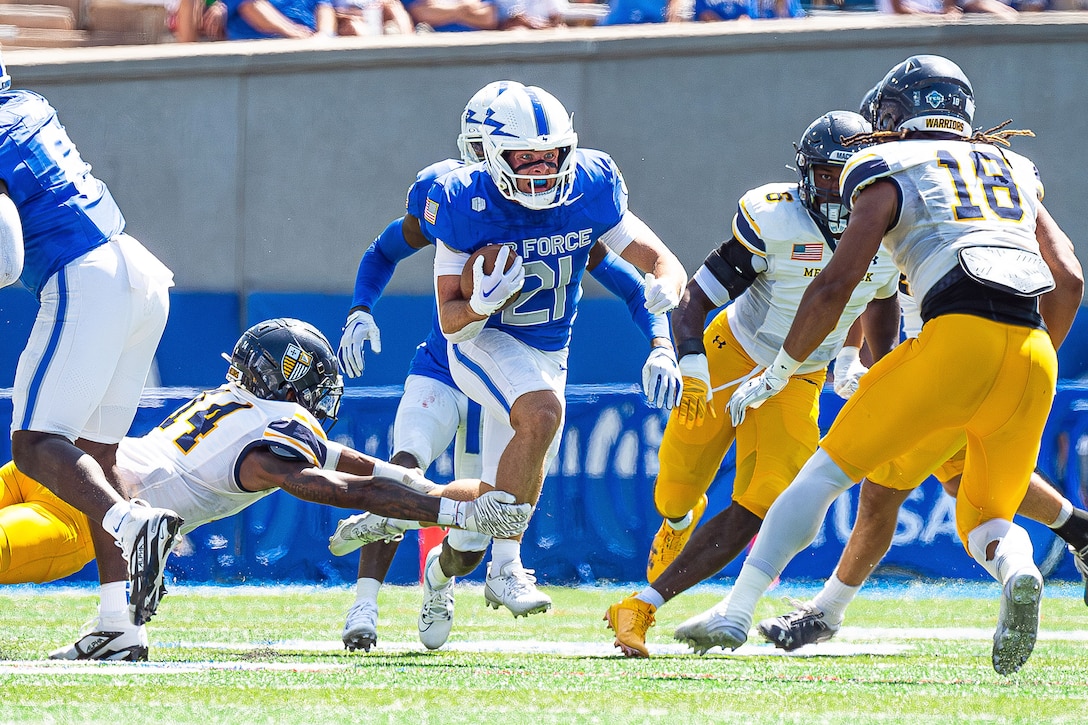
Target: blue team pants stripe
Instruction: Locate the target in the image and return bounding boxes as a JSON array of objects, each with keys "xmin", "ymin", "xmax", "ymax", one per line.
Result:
[
  {"xmin": 21, "ymin": 268, "xmax": 69, "ymax": 430},
  {"xmin": 465, "ymin": 400, "xmax": 482, "ymax": 455},
  {"xmin": 451, "ymin": 344, "xmax": 511, "ymax": 415}
]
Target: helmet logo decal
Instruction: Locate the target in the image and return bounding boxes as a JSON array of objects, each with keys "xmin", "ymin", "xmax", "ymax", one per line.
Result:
[
  {"xmin": 281, "ymin": 343, "xmax": 314, "ymax": 383},
  {"xmin": 483, "ymin": 108, "xmax": 516, "ymax": 138},
  {"xmin": 926, "ymin": 90, "xmax": 945, "ymax": 109}
]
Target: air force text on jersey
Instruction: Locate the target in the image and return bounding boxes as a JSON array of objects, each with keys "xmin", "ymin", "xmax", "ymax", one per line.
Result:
[{"xmin": 518, "ymin": 228, "xmax": 595, "ymax": 258}]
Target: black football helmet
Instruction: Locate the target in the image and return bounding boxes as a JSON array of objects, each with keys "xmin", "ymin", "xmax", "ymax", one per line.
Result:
[
  {"xmin": 227, "ymin": 318, "xmax": 343, "ymax": 425},
  {"xmin": 872, "ymin": 54, "xmax": 974, "ymax": 138},
  {"xmin": 795, "ymin": 110, "xmax": 872, "ymax": 236},
  {"xmin": 859, "ymin": 84, "xmax": 879, "ymax": 125}
]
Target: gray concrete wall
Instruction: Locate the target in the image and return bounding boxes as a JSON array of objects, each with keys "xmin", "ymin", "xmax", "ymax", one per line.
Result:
[{"xmin": 7, "ymin": 14, "xmax": 1088, "ymax": 298}]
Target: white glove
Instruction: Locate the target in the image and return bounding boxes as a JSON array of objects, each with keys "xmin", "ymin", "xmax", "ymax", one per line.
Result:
[
  {"xmin": 468, "ymin": 246, "xmax": 525, "ymax": 317},
  {"xmin": 643, "ymin": 272, "xmax": 680, "ymax": 315},
  {"xmin": 371, "ymin": 459, "xmax": 439, "ymax": 494},
  {"xmin": 642, "ymin": 346, "xmax": 682, "ymax": 409},
  {"xmin": 453, "ymin": 490, "xmax": 533, "ymax": 539},
  {"xmin": 337, "ymin": 310, "xmax": 381, "ymax": 379},
  {"xmin": 728, "ymin": 365, "xmax": 790, "ymax": 427},
  {"xmin": 833, "ymin": 346, "xmax": 869, "ymax": 400}
]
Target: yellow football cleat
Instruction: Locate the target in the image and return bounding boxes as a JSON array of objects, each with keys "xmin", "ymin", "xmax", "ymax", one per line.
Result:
[
  {"xmin": 646, "ymin": 494, "xmax": 708, "ymax": 583},
  {"xmin": 604, "ymin": 595, "xmax": 656, "ymax": 658}
]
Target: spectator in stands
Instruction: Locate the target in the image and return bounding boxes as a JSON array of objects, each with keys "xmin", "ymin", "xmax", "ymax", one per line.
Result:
[
  {"xmin": 598, "ymin": 0, "xmax": 667, "ymax": 25},
  {"xmin": 878, "ymin": 0, "xmax": 1017, "ymax": 16},
  {"xmin": 404, "ymin": 0, "xmax": 548, "ymax": 31},
  {"xmin": 224, "ymin": 0, "xmax": 336, "ymax": 39},
  {"xmin": 675, "ymin": 0, "xmax": 753, "ymax": 22},
  {"xmin": 334, "ymin": 0, "xmax": 414, "ymax": 35},
  {"xmin": 170, "ymin": 0, "xmax": 227, "ymax": 41},
  {"xmin": 659, "ymin": 0, "xmax": 799, "ymax": 24}
]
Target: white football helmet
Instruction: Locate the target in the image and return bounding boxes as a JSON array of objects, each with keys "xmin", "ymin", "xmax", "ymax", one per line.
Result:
[
  {"xmin": 457, "ymin": 80, "xmax": 525, "ymax": 165},
  {"xmin": 0, "ymin": 48, "xmax": 10, "ymax": 91},
  {"xmin": 480, "ymin": 85, "xmax": 578, "ymax": 211}
]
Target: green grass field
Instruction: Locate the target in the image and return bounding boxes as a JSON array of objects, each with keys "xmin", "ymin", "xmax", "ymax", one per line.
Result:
[{"xmin": 1, "ymin": 581, "xmax": 1085, "ymax": 724}]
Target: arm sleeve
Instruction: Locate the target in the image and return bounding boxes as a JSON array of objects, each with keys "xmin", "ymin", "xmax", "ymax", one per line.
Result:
[
  {"xmin": 691, "ymin": 235, "xmax": 768, "ymax": 307},
  {"xmin": 349, "ymin": 217, "xmax": 418, "ymax": 310},
  {"xmin": 589, "ymin": 248, "xmax": 669, "ymax": 342},
  {"xmin": 0, "ymin": 195, "xmax": 24, "ymax": 289}
]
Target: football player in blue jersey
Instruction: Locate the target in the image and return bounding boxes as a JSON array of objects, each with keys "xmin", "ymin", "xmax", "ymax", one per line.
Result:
[
  {"xmin": 686, "ymin": 55, "xmax": 1083, "ymax": 675},
  {"xmin": 425, "ymin": 84, "xmax": 687, "ymax": 618},
  {"xmin": 329, "ymin": 81, "xmax": 683, "ymax": 651},
  {"xmin": 0, "ymin": 51, "xmax": 185, "ymax": 629}
]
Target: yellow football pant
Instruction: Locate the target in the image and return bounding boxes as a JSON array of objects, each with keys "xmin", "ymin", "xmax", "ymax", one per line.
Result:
[
  {"xmin": 0, "ymin": 460, "xmax": 95, "ymax": 583},
  {"xmin": 822, "ymin": 314, "xmax": 1057, "ymax": 543},
  {"xmin": 655, "ymin": 312, "xmax": 825, "ymax": 520}
]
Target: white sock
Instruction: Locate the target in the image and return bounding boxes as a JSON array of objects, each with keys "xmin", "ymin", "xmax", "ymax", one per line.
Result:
[
  {"xmin": 490, "ymin": 538, "xmax": 521, "ymax": 571},
  {"xmin": 666, "ymin": 511, "xmax": 693, "ymax": 531},
  {"xmin": 967, "ymin": 519, "xmax": 1037, "ymax": 585},
  {"xmin": 388, "ymin": 518, "xmax": 420, "ymax": 532},
  {"xmin": 723, "ymin": 566, "xmax": 775, "ymax": 632},
  {"xmin": 354, "ymin": 577, "xmax": 381, "ymax": 603},
  {"xmin": 811, "ymin": 572, "xmax": 860, "ymax": 626},
  {"xmin": 1049, "ymin": 499, "xmax": 1074, "ymax": 529},
  {"xmin": 636, "ymin": 587, "xmax": 665, "ymax": 609},
  {"xmin": 725, "ymin": 449, "xmax": 855, "ymax": 631},
  {"xmin": 426, "ymin": 555, "xmax": 452, "ymax": 587},
  {"xmin": 101, "ymin": 501, "xmax": 131, "ymax": 540},
  {"xmin": 98, "ymin": 581, "xmax": 129, "ymax": 624}
]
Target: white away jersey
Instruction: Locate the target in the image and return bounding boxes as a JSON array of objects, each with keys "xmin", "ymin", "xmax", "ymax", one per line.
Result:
[
  {"xmin": 715, "ymin": 182, "xmax": 899, "ymax": 373},
  {"xmin": 840, "ymin": 139, "xmax": 1043, "ymax": 304},
  {"xmin": 115, "ymin": 383, "xmax": 334, "ymax": 534}
]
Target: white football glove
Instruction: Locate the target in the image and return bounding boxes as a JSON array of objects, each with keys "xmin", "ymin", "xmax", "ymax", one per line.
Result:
[
  {"xmin": 452, "ymin": 490, "xmax": 533, "ymax": 539},
  {"xmin": 337, "ymin": 310, "xmax": 381, "ymax": 379},
  {"xmin": 371, "ymin": 459, "xmax": 439, "ymax": 494},
  {"xmin": 642, "ymin": 345, "xmax": 682, "ymax": 410},
  {"xmin": 728, "ymin": 366, "xmax": 789, "ymax": 427},
  {"xmin": 833, "ymin": 346, "xmax": 869, "ymax": 400},
  {"xmin": 643, "ymin": 272, "xmax": 681, "ymax": 315},
  {"xmin": 468, "ymin": 246, "xmax": 525, "ymax": 317}
]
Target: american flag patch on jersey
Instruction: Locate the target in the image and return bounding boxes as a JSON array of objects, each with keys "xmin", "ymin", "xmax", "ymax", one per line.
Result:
[
  {"xmin": 424, "ymin": 199, "xmax": 439, "ymax": 225},
  {"xmin": 791, "ymin": 243, "xmax": 823, "ymax": 261}
]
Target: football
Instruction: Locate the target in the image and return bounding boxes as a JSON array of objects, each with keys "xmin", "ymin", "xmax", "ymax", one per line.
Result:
[{"xmin": 460, "ymin": 244, "xmax": 521, "ymax": 309}]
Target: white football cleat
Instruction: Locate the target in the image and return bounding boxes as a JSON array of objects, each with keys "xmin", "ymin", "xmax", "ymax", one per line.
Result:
[
  {"xmin": 484, "ymin": 560, "xmax": 551, "ymax": 617},
  {"xmin": 418, "ymin": 546, "xmax": 455, "ymax": 650},
  {"xmin": 673, "ymin": 602, "xmax": 747, "ymax": 655},
  {"xmin": 49, "ymin": 617, "xmax": 149, "ymax": 662},
  {"xmin": 328, "ymin": 513, "xmax": 405, "ymax": 556},
  {"xmin": 992, "ymin": 569, "xmax": 1043, "ymax": 675},
  {"xmin": 342, "ymin": 600, "xmax": 379, "ymax": 652}
]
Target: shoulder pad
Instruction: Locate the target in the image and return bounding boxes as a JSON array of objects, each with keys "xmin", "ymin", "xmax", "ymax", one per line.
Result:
[{"xmin": 733, "ymin": 182, "xmax": 809, "ymax": 256}]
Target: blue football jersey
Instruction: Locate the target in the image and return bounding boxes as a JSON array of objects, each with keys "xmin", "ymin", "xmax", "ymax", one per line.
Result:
[
  {"xmin": 405, "ymin": 158, "xmax": 463, "ymax": 388},
  {"xmin": 424, "ymin": 148, "xmax": 628, "ymax": 352},
  {"xmin": 0, "ymin": 90, "xmax": 125, "ymax": 298}
]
